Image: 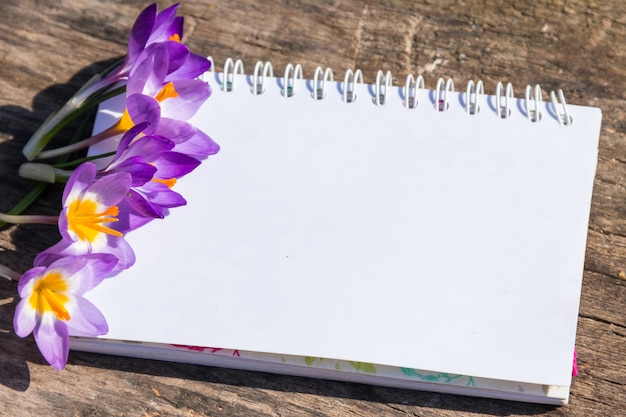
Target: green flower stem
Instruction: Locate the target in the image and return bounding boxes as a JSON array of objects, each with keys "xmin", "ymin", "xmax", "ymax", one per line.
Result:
[
  {"xmin": 0, "ymin": 183, "xmax": 49, "ymax": 229},
  {"xmin": 22, "ymin": 85, "xmax": 126, "ymax": 161},
  {"xmin": 0, "ymin": 263, "xmax": 21, "ymax": 282},
  {"xmin": 53, "ymin": 151, "xmax": 116, "ymax": 169}
]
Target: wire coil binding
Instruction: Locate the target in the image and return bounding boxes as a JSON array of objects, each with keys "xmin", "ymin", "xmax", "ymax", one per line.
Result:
[
  {"xmin": 203, "ymin": 57, "xmax": 573, "ymax": 125},
  {"xmin": 282, "ymin": 63, "xmax": 303, "ymax": 98},
  {"xmin": 342, "ymin": 69, "xmax": 363, "ymax": 103}
]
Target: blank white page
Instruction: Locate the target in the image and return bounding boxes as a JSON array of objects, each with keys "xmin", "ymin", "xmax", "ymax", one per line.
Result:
[{"xmin": 87, "ymin": 71, "xmax": 602, "ymax": 387}]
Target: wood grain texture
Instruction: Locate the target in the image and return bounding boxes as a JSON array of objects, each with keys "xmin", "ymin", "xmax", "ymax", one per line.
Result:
[{"xmin": 1, "ymin": 0, "xmax": 624, "ymax": 416}]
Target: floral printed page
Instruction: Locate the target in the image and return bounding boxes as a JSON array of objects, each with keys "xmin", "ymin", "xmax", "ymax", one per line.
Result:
[{"xmin": 87, "ymin": 71, "xmax": 601, "ymax": 390}]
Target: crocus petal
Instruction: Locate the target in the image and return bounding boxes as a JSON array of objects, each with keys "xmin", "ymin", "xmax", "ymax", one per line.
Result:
[
  {"xmin": 114, "ymin": 199, "xmax": 157, "ymax": 232},
  {"xmin": 101, "ymin": 235, "xmax": 136, "ymax": 273},
  {"xmin": 127, "ymin": 3, "xmax": 158, "ymax": 61},
  {"xmin": 159, "ymin": 79, "xmax": 210, "ymax": 121},
  {"xmin": 84, "ymin": 171, "xmax": 132, "ymax": 208},
  {"xmin": 62, "ymin": 162, "xmax": 96, "ymax": 206},
  {"xmin": 126, "ymin": 94, "xmax": 162, "ymax": 134},
  {"xmin": 165, "ymin": 51, "xmax": 212, "ymax": 82},
  {"xmin": 34, "ymin": 239, "xmax": 76, "ymax": 268},
  {"xmin": 13, "ymin": 298, "xmax": 37, "ymax": 338},
  {"xmin": 111, "ymin": 122, "xmax": 152, "ymax": 164},
  {"xmin": 33, "ymin": 314, "xmax": 69, "ymax": 370},
  {"xmin": 160, "ymin": 121, "xmax": 220, "ymax": 160},
  {"xmin": 108, "ymin": 156, "xmax": 158, "ymax": 187},
  {"xmin": 151, "ymin": 152, "xmax": 200, "ymax": 179},
  {"xmin": 66, "ymin": 297, "xmax": 108, "ymax": 337},
  {"xmin": 124, "ymin": 188, "xmax": 166, "ymax": 219},
  {"xmin": 138, "ymin": 181, "xmax": 187, "ymax": 208},
  {"xmin": 120, "ymin": 135, "xmax": 175, "ymax": 161},
  {"xmin": 151, "ymin": 4, "xmax": 181, "ymax": 41},
  {"xmin": 56, "ymin": 254, "xmax": 118, "ymax": 294}
]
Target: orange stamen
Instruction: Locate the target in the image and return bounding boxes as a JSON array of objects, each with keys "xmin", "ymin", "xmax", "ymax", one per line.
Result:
[
  {"xmin": 67, "ymin": 199, "xmax": 123, "ymax": 242},
  {"xmin": 152, "ymin": 177, "xmax": 177, "ymax": 188},
  {"xmin": 169, "ymin": 33, "xmax": 181, "ymax": 42},
  {"xmin": 29, "ymin": 272, "xmax": 71, "ymax": 321}
]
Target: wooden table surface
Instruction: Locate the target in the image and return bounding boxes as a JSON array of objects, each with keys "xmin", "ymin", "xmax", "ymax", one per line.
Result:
[{"xmin": 1, "ymin": 1, "xmax": 624, "ymax": 416}]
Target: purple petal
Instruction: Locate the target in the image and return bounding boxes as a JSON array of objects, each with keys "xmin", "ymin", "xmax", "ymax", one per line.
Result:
[
  {"xmin": 66, "ymin": 297, "xmax": 108, "ymax": 337},
  {"xmin": 124, "ymin": 188, "xmax": 166, "ymax": 219},
  {"xmin": 138, "ymin": 182, "xmax": 187, "ymax": 208},
  {"xmin": 166, "ymin": 123, "xmax": 220, "ymax": 160},
  {"xmin": 56, "ymin": 254, "xmax": 118, "ymax": 294},
  {"xmin": 33, "ymin": 314, "xmax": 69, "ymax": 370},
  {"xmin": 165, "ymin": 52, "xmax": 212, "ymax": 81},
  {"xmin": 123, "ymin": 135, "xmax": 174, "ymax": 160},
  {"xmin": 13, "ymin": 299, "xmax": 37, "ymax": 338},
  {"xmin": 151, "ymin": 152, "xmax": 200, "ymax": 178},
  {"xmin": 152, "ymin": 41, "xmax": 189, "ymax": 77},
  {"xmin": 110, "ymin": 156, "xmax": 157, "ymax": 186},
  {"xmin": 102, "ymin": 236, "xmax": 136, "ymax": 274},
  {"xmin": 85, "ymin": 172, "xmax": 132, "ymax": 207},
  {"xmin": 62, "ymin": 163, "xmax": 96, "ymax": 206},
  {"xmin": 151, "ymin": 4, "xmax": 181, "ymax": 41},
  {"xmin": 114, "ymin": 199, "xmax": 156, "ymax": 232},
  {"xmin": 58, "ymin": 208, "xmax": 73, "ymax": 242},
  {"xmin": 34, "ymin": 239, "xmax": 75, "ymax": 267},
  {"xmin": 126, "ymin": 94, "xmax": 162, "ymax": 134},
  {"xmin": 160, "ymin": 79, "xmax": 210, "ymax": 121},
  {"xmin": 112, "ymin": 122, "xmax": 152, "ymax": 163},
  {"xmin": 127, "ymin": 3, "xmax": 157, "ymax": 61},
  {"xmin": 127, "ymin": 52, "xmax": 155, "ymax": 96}
]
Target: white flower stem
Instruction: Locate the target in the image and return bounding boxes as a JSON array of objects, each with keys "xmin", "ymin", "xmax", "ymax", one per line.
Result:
[
  {"xmin": 0, "ymin": 264, "xmax": 21, "ymax": 282},
  {"xmin": 0, "ymin": 212, "xmax": 58, "ymax": 225},
  {"xmin": 35, "ymin": 125, "xmax": 121, "ymax": 160}
]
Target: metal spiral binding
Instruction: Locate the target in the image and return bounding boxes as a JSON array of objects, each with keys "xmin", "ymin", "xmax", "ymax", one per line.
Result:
[
  {"xmin": 282, "ymin": 63, "xmax": 303, "ymax": 98},
  {"xmin": 403, "ymin": 74, "xmax": 425, "ymax": 109},
  {"xmin": 374, "ymin": 70, "xmax": 392, "ymax": 106},
  {"xmin": 495, "ymin": 82, "xmax": 514, "ymax": 119},
  {"xmin": 465, "ymin": 80, "xmax": 484, "ymax": 115},
  {"xmin": 251, "ymin": 61, "xmax": 273, "ymax": 95},
  {"xmin": 342, "ymin": 69, "xmax": 363, "ymax": 103},
  {"xmin": 525, "ymin": 84, "xmax": 543, "ymax": 122},
  {"xmin": 550, "ymin": 89, "xmax": 572, "ymax": 126},
  {"xmin": 435, "ymin": 78, "xmax": 454, "ymax": 112},
  {"xmin": 312, "ymin": 67, "xmax": 333, "ymax": 100},
  {"xmin": 201, "ymin": 57, "xmax": 573, "ymax": 125}
]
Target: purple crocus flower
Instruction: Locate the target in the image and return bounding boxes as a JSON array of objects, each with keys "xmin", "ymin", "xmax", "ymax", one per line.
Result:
[
  {"xmin": 109, "ymin": 43, "xmax": 219, "ymax": 160},
  {"xmin": 34, "ymin": 163, "xmax": 135, "ymax": 273},
  {"xmin": 13, "ymin": 253, "xmax": 118, "ymax": 369},
  {"xmin": 103, "ymin": 124, "xmax": 201, "ymax": 230},
  {"xmin": 112, "ymin": 3, "xmax": 210, "ymax": 81}
]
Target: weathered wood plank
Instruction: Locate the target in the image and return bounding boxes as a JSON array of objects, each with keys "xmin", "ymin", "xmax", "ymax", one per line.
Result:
[{"xmin": 1, "ymin": 1, "xmax": 625, "ymax": 416}]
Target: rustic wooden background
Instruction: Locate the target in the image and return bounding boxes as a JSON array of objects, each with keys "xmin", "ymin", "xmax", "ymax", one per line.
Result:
[{"xmin": 1, "ymin": 0, "xmax": 624, "ymax": 415}]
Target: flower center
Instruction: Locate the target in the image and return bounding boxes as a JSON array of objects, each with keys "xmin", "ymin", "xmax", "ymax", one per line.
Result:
[
  {"xmin": 169, "ymin": 33, "xmax": 181, "ymax": 42},
  {"xmin": 154, "ymin": 82, "xmax": 179, "ymax": 103},
  {"xmin": 67, "ymin": 198, "xmax": 123, "ymax": 242},
  {"xmin": 29, "ymin": 272, "xmax": 70, "ymax": 321}
]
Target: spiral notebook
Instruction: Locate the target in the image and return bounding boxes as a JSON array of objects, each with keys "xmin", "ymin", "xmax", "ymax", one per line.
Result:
[{"xmin": 74, "ymin": 58, "xmax": 602, "ymax": 405}]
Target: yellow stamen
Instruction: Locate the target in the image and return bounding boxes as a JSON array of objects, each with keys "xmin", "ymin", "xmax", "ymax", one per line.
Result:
[
  {"xmin": 154, "ymin": 82, "xmax": 179, "ymax": 103},
  {"xmin": 169, "ymin": 33, "xmax": 181, "ymax": 42},
  {"xmin": 151, "ymin": 177, "xmax": 177, "ymax": 188},
  {"xmin": 67, "ymin": 199, "xmax": 123, "ymax": 242},
  {"xmin": 29, "ymin": 272, "xmax": 70, "ymax": 321}
]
